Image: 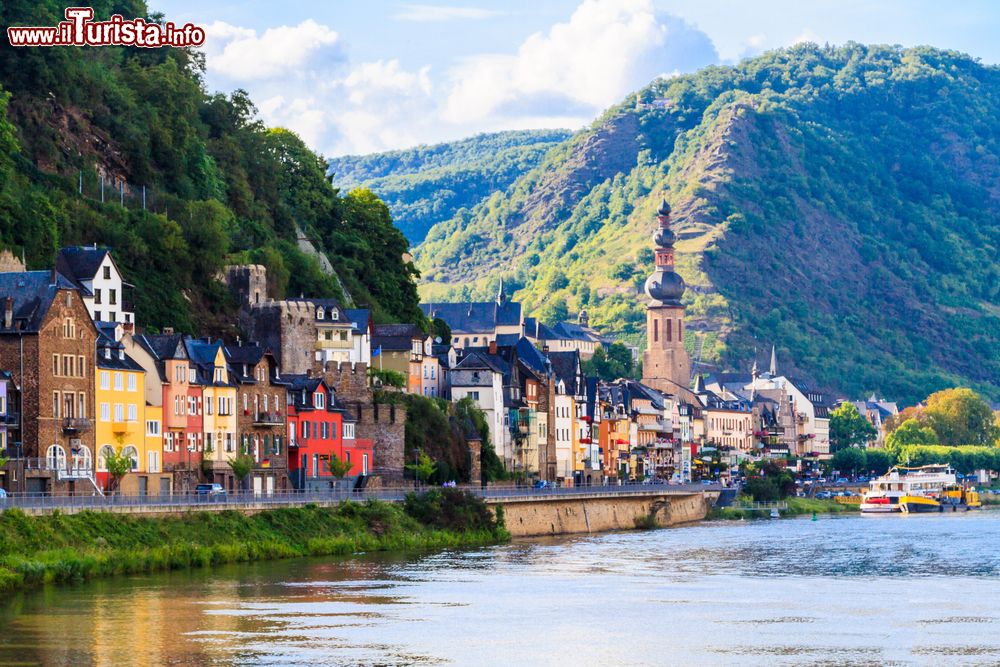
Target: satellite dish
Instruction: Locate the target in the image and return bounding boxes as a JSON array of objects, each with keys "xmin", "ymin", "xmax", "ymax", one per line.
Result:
[{"xmin": 435, "ymin": 336, "xmax": 442, "ymax": 344}]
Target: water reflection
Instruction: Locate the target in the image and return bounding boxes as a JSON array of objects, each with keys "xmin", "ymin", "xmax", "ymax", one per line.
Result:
[{"xmin": 3, "ymin": 514, "xmax": 1000, "ymax": 665}]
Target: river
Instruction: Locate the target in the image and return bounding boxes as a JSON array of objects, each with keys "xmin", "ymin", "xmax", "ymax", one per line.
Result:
[{"xmin": 3, "ymin": 512, "xmax": 1000, "ymax": 666}]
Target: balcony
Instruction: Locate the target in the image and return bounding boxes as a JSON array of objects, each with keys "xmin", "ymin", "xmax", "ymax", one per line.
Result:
[
  {"xmin": 253, "ymin": 412, "xmax": 284, "ymax": 427},
  {"xmin": 62, "ymin": 417, "xmax": 92, "ymax": 434},
  {"xmin": 112, "ymin": 419, "xmax": 137, "ymax": 434},
  {"xmin": 2, "ymin": 412, "xmax": 19, "ymax": 427}
]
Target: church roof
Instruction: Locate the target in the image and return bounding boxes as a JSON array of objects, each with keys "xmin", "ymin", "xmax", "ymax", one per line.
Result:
[{"xmin": 421, "ymin": 300, "xmax": 521, "ymax": 333}]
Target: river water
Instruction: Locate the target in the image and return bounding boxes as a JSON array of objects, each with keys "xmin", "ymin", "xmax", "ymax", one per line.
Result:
[{"xmin": 3, "ymin": 512, "xmax": 1000, "ymax": 666}]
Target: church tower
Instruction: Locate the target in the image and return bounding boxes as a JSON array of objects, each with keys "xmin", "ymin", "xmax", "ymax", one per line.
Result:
[{"xmin": 641, "ymin": 199, "xmax": 691, "ymax": 392}]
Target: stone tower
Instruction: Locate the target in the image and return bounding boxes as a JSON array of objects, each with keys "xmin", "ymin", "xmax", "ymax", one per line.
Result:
[{"xmin": 641, "ymin": 199, "xmax": 691, "ymax": 393}]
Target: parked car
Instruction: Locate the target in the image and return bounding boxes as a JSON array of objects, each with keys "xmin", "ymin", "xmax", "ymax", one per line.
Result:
[
  {"xmin": 815, "ymin": 491, "xmax": 833, "ymax": 499},
  {"xmin": 533, "ymin": 480, "xmax": 550, "ymax": 490},
  {"xmin": 856, "ymin": 476, "xmax": 869, "ymax": 483},
  {"xmin": 195, "ymin": 483, "xmax": 226, "ymax": 496}
]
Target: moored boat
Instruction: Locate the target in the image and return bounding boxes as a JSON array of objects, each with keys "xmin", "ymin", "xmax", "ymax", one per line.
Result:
[{"xmin": 860, "ymin": 464, "xmax": 978, "ymax": 514}]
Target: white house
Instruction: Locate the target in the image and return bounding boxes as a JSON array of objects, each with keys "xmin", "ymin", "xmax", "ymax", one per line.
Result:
[{"xmin": 56, "ymin": 245, "xmax": 134, "ymax": 327}]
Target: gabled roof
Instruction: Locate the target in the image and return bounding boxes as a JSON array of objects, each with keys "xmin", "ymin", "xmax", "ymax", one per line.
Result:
[
  {"xmin": 96, "ymin": 336, "xmax": 144, "ymax": 372},
  {"xmin": 0, "ymin": 271, "xmax": 79, "ymax": 333},
  {"xmin": 547, "ymin": 350, "xmax": 581, "ymax": 394},
  {"xmin": 523, "ymin": 317, "xmax": 558, "ymax": 340},
  {"xmin": 373, "ymin": 323, "xmax": 422, "ymax": 351},
  {"xmin": 454, "ymin": 350, "xmax": 507, "ymax": 375},
  {"xmin": 55, "ymin": 246, "xmax": 112, "ymax": 292},
  {"xmin": 183, "ymin": 337, "xmax": 229, "ymax": 386},
  {"xmin": 223, "ymin": 342, "xmax": 285, "ymax": 385},
  {"xmin": 514, "ymin": 336, "xmax": 549, "ymax": 376},
  {"xmin": 135, "ymin": 333, "xmax": 186, "ymax": 361}
]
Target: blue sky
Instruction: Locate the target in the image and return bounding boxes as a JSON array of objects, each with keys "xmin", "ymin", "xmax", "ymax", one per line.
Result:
[{"xmin": 155, "ymin": 1, "xmax": 1000, "ymax": 157}]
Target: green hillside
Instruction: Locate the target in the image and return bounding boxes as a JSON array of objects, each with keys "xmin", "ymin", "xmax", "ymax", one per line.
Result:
[
  {"xmin": 0, "ymin": 0, "xmax": 423, "ymax": 333},
  {"xmin": 414, "ymin": 44, "xmax": 1000, "ymax": 404},
  {"xmin": 328, "ymin": 130, "xmax": 571, "ymax": 243}
]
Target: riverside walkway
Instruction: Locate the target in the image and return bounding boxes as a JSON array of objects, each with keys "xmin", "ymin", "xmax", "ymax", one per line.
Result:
[{"xmin": 0, "ymin": 482, "xmax": 722, "ymax": 515}]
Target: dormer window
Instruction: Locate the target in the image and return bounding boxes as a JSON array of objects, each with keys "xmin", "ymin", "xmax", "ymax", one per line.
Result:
[
  {"xmin": 118, "ymin": 349, "xmax": 124, "ymax": 360},
  {"xmin": 314, "ymin": 391, "xmax": 326, "ymax": 409},
  {"xmin": 331, "ymin": 310, "xmax": 338, "ymax": 320},
  {"xmin": 317, "ymin": 307, "xmax": 324, "ymax": 320},
  {"xmin": 104, "ymin": 348, "xmax": 111, "ymax": 359}
]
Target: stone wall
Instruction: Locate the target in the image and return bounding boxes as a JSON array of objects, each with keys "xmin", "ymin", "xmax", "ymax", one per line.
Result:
[{"xmin": 492, "ymin": 492, "xmax": 709, "ymax": 538}]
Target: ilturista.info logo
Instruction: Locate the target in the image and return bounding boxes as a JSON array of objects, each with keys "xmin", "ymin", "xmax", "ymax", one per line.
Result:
[{"xmin": 6, "ymin": 7, "xmax": 205, "ymax": 48}]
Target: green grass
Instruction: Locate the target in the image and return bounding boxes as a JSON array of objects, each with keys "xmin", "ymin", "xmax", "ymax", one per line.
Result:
[
  {"xmin": 0, "ymin": 498, "xmax": 509, "ymax": 595},
  {"xmin": 709, "ymin": 496, "xmax": 861, "ymax": 520}
]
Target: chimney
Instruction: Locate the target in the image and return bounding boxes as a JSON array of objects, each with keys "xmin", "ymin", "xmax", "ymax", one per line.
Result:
[
  {"xmin": 50, "ymin": 267, "xmax": 58, "ymax": 286},
  {"xmin": 488, "ymin": 340, "xmax": 497, "ymax": 355},
  {"xmin": 122, "ymin": 322, "xmax": 134, "ymax": 335},
  {"xmin": 3, "ymin": 297, "xmax": 12, "ymax": 329}
]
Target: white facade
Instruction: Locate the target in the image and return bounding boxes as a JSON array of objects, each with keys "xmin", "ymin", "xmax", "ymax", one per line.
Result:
[
  {"xmin": 82, "ymin": 253, "xmax": 134, "ymax": 325},
  {"xmin": 746, "ymin": 375, "xmax": 830, "ymax": 456},
  {"xmin": 451, "ymin": 369, "xmax": 508, "ymax": 466},
  {"xmin": 554, "ymin": 390, "xmax": 574, "ymax": 479}
]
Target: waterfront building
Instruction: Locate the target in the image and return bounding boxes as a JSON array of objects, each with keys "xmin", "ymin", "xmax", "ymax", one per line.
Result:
[
  {"xmin": 225, "ymin": 342, "xmax": 289, "ymax": 494},
  {"xmin": 0, "ymin": 271, "xmax": 99, "ymax": 494},
  {"xmin": 371, "ymin": 323, "xmax": 423, "ymax": 386},
  {"xmin": 286, "ymin": 374, "xmax": 349, "ymax": 488},
  {"xmin": 185, "ymin": 338, "xmax": 239, "ymax": 491},
  {"xmin": 94, "ymin": 333, "xmax": 170, "ymax": 495},
  {"xmin": 450, "ymin": 349, "xmax": 509, "ymax": 466},
  {"xmin": 547, "ymin": 351, "xmax": 584, "ymax": 481},
  {"xmin": 848, "ymin": 395, "xmax": 899, "ymax": 448},
  {"xmin": 343, "ymin": 308, "xmax": 373, "ymax": 366},
  {"xmin": 56, "ymin": 246, "xmax": 135, "ymax": 326}
]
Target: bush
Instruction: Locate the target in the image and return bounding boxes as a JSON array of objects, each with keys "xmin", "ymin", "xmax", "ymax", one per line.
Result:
[{"xmin": 404, "ymin": 489, "xmax": 498, "ymax": 533}]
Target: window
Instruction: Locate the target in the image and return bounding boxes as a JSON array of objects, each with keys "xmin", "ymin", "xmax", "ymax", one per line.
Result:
[
  {"xmin": 331, "ymin": 310, "xmax": 338, "ymax": 321},
  {"xmin": 146, "ymin": 420, "xmax": 160, "ymax": 436},
  {"xmin": 99, "ymin": 371, "xmax": 110, "ymax": 390},
  {"xmin": 113, "ymin": 373, "xmax": 123, "ymax": 391},
  {"xmin": 53, "ymin": 355, "xmax": 60, "ymax": 377},
  {"xmin": 122, "ymin": 445, "xmax": 139, "ymax": 471},
  {"xmin": 468, "ymin": 391, "xmax": 480, "ymax": 401},
  {"xmin": 127, "ymin": 404, "xmax": 137, "ymax": 422},
  {"xmin": 313, "ymin": 392, "xmax": 325, "ymax": 409},
  {"xmin": 188, "ymin": 397, "xmax": 196, "ymax": 415},
  {"xmin": 78, "ymin": 394, "xmax": 85, "ymax": 420},
  {"xmin": 187, "ymin": 433, "xmax": 196, "ymax": 452},
  {"xmin": 666, "ymin": 319, "xmax": 672, "ymax": 342},
  {"xmin": 63, "ymin": 318, "xmax": 75, "ymax": 339},
  {"xmin": 653, "ymin": 318, "xmax": 659, "ymax": 342},
  {"xmin": 206, "ymin": 396, "xmax": 213, "ymax": 415},
  {"xmin": 109, "ymin": 288, "xmax": 117, "ymax": 305},
  {"xmin": 214, "ymin": 368, "xmax": 224, "ymax": 383},
  {"xmin": 53, "ymin": 392, "xmax": 60, "ymax": 418},
  {"xmin": 225, "ymin": 433, "xmax": 234, "ymax": 452},
  {"xmin": 78, "ymin": 356, "xmax": 86, "ymax": 378},
  {"xmin": 94, "ymin": 289, "xmax": 102, "ymax": 304},
  {"xmin": 62, "ymin": 355, "xmax": 71, "ymax": 377},
  {"xmin": 316, "ymin": 307, "xmax": 324, "ymax": 320},
  {"xmin": 321, "ymin": 422, "xmax": 329, "ymax": 439},
  {"xmin": 188, "ymin": 368, "xmax": 196, "ymax": 383},
  {"xmin": 95, "ymin": 311, "xmax": 102, "ymax": 322},
  {"xmin": 97, "ymin": 445, "xmax": 115, "ymax": 472},
  {"xmin": 114, "ymin": 404, "xmax": 123, "ymax": 422},
  {"xmin": 127, "ymin": 374, "xmax": 136, "ymax": 392},
  {"xmin": 47, "ymin": 444, "xmax": 67, "ymax": 470},
  {"xmin": 147, "ymin": 451, "xmax": 160, "ymax": 473},
  {"xmin": 344, "ymin": 423, "xmax": 355, "ymax": 439},
  {"xmin": 175, "ymin": 365, "xmax": 185, "ymax": 383},
  {"xmin": 103, "ymin": 265, "xmax": 111, "ymax": 279},
  {"xmin": 362, "ymin": 453, "xmax": 369, "ymax": 475}
]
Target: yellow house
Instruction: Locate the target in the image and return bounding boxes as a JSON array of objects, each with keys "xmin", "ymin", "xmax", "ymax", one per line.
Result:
[
  {"xmin": 186, "ymin": 339, "xmax": 239, "ymax": 490},
  {"xmin": 95, "ymin": 337, "xmax": 170, "ymax": 495}
]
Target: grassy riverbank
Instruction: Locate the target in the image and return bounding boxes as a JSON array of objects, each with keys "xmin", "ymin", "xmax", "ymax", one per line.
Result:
[
  {"xmin": 0, "ymin": 491, "xmax": 509, "ymax": 594},
  {"xmin": 709, "ymin": 497, "xmax": 861, "ymax": 520}
]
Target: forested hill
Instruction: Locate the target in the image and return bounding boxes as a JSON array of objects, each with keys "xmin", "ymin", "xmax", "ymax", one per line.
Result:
[
  {"xmin": 328, "ymin": 130, "xmax": 571, "ymax": 243},
  {"xmin": 0, "ymin": 0, "xmax": 424, "ymax": 334},
  {"xmin": 413, "ymin": 44, "xmax": 1000, "ymax": 404}
]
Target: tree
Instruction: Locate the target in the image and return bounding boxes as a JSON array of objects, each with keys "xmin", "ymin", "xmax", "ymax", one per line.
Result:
[
  {"xmin": 924, "ymin": 388, "xmax": 999, "ymax": 446},
  {"xmin": 326, "ymin": 453, "xmax": 352, "ymax": 479},
  {"xmin": 829, "ymin": 403, "xmax": 877, "ymax": 452},
  {"xmin": 582, "ymin": 342, "xmax": 635, "ymax": 381},
  {"xmin": 431, "ymin": 317, "xmax": 451, "ymax": 346},
  {"xmin": 228, "ymin": 454, "xmax": 255, "ymax": 491},
  {"xmin": 864, "ymin": 449, "xmax": 894, "ymax": 475},
  {"xmin": 405, "ymin": 451, "xmax": 436, "ymax": 484},
  {"xmin": 104, "ymin": 447, "xmax": 134, "ymax": 495},
  {"xmin": 884, "ymin": 418, "xmax": 938, "ymax": 451},
  {"xmin": 832, "ymin": 447, "xmax": 867, "ymax": 476},
  {"xmin": 368, "ymin": 367, "xmax": 406, "ymax": 389}
]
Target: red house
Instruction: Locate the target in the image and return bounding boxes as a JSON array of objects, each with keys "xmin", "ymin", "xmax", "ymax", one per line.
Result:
[{"xmin": 286, "ymin": 375, "xmax": 345, "ymax": 490}]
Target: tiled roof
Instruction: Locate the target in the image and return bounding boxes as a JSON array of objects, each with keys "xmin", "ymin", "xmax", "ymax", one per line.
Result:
[
  {"xmin": 0, "ymin": 271, "xmax": 79, "ymax": 333},
  {"xmin": 373, "ymin": 323, "xmax": 422, "ymax": 351},
  {"xmin": 343, "ymin": 308, "xmax": 371, "ymax": 331},
  {"xmin": 547, "ymin": 350, "xmax": 580, "ymax": 394}
]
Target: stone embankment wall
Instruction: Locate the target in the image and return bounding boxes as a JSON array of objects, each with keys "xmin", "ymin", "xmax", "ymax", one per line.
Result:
[{"xmin": 491, "ymin": 492, "xmax": 710, "ymax": 538}]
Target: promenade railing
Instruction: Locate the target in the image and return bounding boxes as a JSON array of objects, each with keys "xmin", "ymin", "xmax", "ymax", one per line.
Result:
[{"xmin": 0, "ymin": 481, "xmax": 723, "ymax": 512}]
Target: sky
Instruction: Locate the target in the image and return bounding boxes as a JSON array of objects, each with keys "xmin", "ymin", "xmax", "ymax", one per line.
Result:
[{"xmin": 154, "ymin": 0, "xmax": 1000, "ymax": 157}]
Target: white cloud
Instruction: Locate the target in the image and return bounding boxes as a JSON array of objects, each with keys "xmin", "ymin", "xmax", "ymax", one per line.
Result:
[
  {"xmin": 203, "ymin": 19, "xmax": 342, "ymax": 81},
  {"xmin": 197, "ymin": 1, "xmax": 719, "ymax": 156},
  {"xmin": 392, "ymin": 4, "xmax": 503, "ymax": 22},
  {"xmin": 443, "ymin": 0, "xmax": 716, "ymax": 124}
]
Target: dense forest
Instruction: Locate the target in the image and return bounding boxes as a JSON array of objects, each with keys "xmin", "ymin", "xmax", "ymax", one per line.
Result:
[
  {"xmin": 409, "ymin": 44, "xmax": 1000, "ymax": 404},
  {"xmin": 328, "ymin": 130, "xmax": 570, "ymax": 243},
  {"xmin": 0, "ymin": 0, "xmax": 424, "ymax": 333}
]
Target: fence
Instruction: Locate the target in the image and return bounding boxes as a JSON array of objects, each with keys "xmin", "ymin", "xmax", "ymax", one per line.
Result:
[{"xmin": 0, "ymin": 482, "xmax": 719, "ymax": 512}]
